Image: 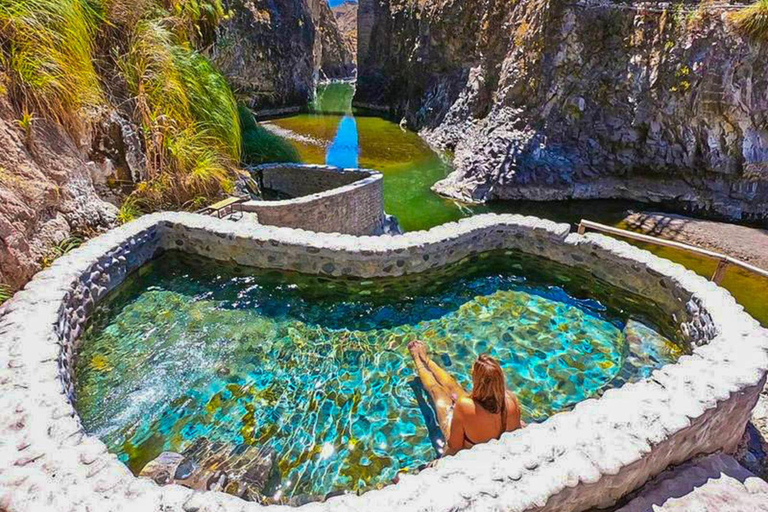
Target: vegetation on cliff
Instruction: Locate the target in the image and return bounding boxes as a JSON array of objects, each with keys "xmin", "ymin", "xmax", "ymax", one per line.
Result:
[
  {"xmin": 731, "ymin": 0, "xmax": 768, "ymax": 42},
  {"xmin": 0, "ymin": 0, "xmax": 243, "ymax": 219},
  {"xmin": 0, "ymin": 284, "xmax": 10, "ymax": 306},
  {"xmin": 239, "ymin": 104, "xmax": 299, "ymax": 166},
  {"xmin": 122, "ymin": 18, "xmax": 241, "ymax": 211},
  {"xmin": 0, "ymin": 0, "xmax": 103, "ymax": 129}
]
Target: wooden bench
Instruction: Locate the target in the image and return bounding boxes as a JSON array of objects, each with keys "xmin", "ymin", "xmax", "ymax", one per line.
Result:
[{"xmin": 197, "ymin": 197, "xmax": 247, "ymax": 219}]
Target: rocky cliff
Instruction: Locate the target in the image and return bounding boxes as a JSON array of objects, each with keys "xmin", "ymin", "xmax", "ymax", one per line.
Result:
[
  {"xmin": 214, "ymin": 0, "xmax": 354, "ymax": 112},
  {"xmin": 310, "ymin": 0, "xmax": 357, "ymax": 79},
  {"xmin": 0, "ymin": 97, "xmax": 119, "ymax": 290},
  {"xmin": 357, "ymin": 0, "xmax": 768, "ymax": 224},
  {"xmin": 333, "ymin": 1, "xmax": 359, "ymax": 66}
]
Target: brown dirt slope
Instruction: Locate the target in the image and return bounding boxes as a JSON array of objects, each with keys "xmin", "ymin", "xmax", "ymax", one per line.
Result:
[{"xmin": 623, "ymin": 212, "xmax": 768, "ymax": 271}]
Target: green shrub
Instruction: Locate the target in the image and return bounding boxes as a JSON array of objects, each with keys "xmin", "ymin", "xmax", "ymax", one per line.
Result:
[
  {"xmin": 164, "ymin": 0, "xmax": 227, "ymax": 46},
  {"xmin": 0, "ymin": 284, "xmax": 11, "ymax": 306},
  {"xmin": 16, "ymin": 109, "xmax": 35, "ymax": 146},
  {"xmin": 731, "ymin": 0, "xmax": 768, "ymax": 42},
  {"xmin": 122, "ymin": 19, "xmax": 241, "ymax": 208},
  {"xmin": 239, "ymin": 104, "xmax": 300, "ymax": 166},
  {"xmin": 0, "ymin": 0, "xmax": 103, "ymax": 127},
  {"xmin": 42, "ymin": 236, "xmax": 84, "ymax": 268},
  {"xmin": 117, "ymin": 195, "xmax": 144, "ymax": 224}
]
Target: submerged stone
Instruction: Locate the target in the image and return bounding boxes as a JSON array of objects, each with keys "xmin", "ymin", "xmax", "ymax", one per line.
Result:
[{"xmin": 138, "ymin": 451, "xmax": 184, "ymax": 485}]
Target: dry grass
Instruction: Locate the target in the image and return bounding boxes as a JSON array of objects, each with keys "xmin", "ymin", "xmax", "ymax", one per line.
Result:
[
  {"xmin": 0, "ymin": 0, "xmax": 242, "ymax": 211},
  {"xmin": 163, "ymin": 0, "xmax": 227, "ymax": 47},
  {"xmin": 122, "ymin": 19, "xmax": 241, "ymax": 209},
  {"xmin": 730, "ymin": 0, "xmax": 768, "ymax": 42},
  {"xmin": 0, "ymin": 0, "xmax": 104, "ymax": 129}
]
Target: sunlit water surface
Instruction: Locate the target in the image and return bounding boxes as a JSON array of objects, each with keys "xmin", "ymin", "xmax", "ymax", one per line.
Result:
[{"xmin": 76, "ymin": 251, "xmax": 683, "ymax": 501}]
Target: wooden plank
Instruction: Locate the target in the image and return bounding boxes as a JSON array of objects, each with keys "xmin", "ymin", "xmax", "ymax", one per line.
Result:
[
  {"xmin": 712, "ymin": 259, "xmax": 729, "ymax": 284},
  {"xmin": 207, "ymin": 196, "xmax": 245, "ymax": 211},
  {"xmin": 578, "ymin": 220, "xmax": 768, "ymax": 281}
]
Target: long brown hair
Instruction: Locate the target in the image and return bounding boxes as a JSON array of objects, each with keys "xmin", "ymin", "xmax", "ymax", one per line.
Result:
[{"xmin": 471, "ymin": 354, "xmax": 507, "ymax": 438}]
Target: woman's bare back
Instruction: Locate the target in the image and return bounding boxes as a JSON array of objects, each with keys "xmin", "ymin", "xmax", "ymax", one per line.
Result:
[{"xmin": 453, "ymin": 391, "xmax": 522, "ymax": 449}]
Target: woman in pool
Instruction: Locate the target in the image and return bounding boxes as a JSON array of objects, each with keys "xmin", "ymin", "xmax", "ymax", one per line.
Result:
[{"xmin": 408, "ymin": 340, "xmax": 522, "ymax": 456}]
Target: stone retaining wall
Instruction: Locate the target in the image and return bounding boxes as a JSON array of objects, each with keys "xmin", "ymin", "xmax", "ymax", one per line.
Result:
[
  {"xmin": 1, "ymin": 212, "xmax": 767, "ymax": 512},
  {"xmin": 260, "ymin": 164, "xmax": 366, "ymax": 197},
  {"xmin": 243, "ymin": 164, "xmax": 387, "ymax": 236}
]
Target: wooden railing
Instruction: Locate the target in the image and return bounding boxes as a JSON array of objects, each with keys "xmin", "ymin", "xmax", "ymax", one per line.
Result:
[{"xmin": 577, "ymin": 220, "xmax": 768, "ymax": 284}]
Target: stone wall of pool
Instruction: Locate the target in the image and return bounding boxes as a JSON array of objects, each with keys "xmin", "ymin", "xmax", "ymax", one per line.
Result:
[
  {"xmin": 1, "ymin": 212, "xmax": 767, "ymax": 512},
  {"xmin": 244, "ymin": 164, "xmax": 389, "ymax": 236}
]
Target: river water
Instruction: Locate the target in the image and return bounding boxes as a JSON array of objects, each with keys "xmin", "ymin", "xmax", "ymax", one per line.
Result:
[{"xmin": 266, "ymin": 83, "xmax": 767, "ymax": 326}]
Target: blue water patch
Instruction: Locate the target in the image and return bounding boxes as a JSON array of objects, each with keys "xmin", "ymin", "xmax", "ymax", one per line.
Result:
[{"xmin": 326, "ymin": 116, "xmax": 359, "ymax": 168}]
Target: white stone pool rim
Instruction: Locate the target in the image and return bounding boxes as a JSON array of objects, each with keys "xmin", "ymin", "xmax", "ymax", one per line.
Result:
[{"xmin": 1, "ymin": 212, "xmax": 766, "ymax": 512}]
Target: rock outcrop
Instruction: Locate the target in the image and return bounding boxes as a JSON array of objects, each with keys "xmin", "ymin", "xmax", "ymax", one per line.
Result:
[
  {"xmin": 309, "ymin": 0, "xmax": 356, "ymax": 79},
  {"xmin": 333, "ymin": 1, "xmax": 359, "ymax": 66},
  {"xmin": 138, "ymin": 439, "xmax": 279, "ymax": 501},
  {"xmin": 0, "ymin": 97, "xmax": 118, "ymax": 291},
  {"xmin": 357, "ymin": 0, "xmax": 768, "ymax": 225},
  {"xmin": 214, "ymin": 0, "xmax": 354, "ymax": 113}
]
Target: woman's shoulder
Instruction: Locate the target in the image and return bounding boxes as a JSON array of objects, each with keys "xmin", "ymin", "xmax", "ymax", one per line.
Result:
[{"xmin": 455, "ymin": 396, "xmax": 476, "ymax": 415}]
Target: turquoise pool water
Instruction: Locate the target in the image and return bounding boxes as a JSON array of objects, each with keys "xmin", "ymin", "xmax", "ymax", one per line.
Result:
[{"xmin": 75, "ymin": 251, "xmax": 683, "ymax": 503}]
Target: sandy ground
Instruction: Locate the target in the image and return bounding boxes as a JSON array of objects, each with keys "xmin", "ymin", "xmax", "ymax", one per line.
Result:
[{"xmin": 622, "ymin": 212, "xmax": 768, "ymax": 271}]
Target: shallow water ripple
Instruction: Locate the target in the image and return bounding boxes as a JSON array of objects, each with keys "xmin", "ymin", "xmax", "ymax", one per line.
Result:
[{"xmin": 75, "ymin": 251, "xmax": 682, "ymax": 500}]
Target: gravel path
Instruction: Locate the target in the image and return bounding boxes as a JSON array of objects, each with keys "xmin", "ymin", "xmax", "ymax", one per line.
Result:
[{"xmin": 622, "ymin": 212, "xmax": 768, "ymax": 271}]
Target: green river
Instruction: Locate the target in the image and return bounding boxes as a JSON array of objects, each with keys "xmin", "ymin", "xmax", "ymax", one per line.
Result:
[{"xmin": 266, "ymin": 83, "xmax": 767, "ymax": 326}]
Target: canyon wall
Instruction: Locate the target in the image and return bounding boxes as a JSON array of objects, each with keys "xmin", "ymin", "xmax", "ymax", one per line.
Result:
[
  {"xmin": 357, "ymin": 0, "xmax": 768, "ymax": 224},
  {"xmin": 215, "ymin": 0, "xmax": 354, "ymax": 112},
  {"xmin": 310, "ymin": 0, "xmax": 357, "ymax": 79},
  {"xmin": 333, "ymin": 1, "xmax": 359, "ymax": 66},
  {"xmin": 0, "ymin": 97, "xmax": 119, "ymax": 290}
]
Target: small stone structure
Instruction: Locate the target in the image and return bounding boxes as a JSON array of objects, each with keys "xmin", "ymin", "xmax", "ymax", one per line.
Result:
[
  {"xmin": 1, "ymin": 212, "xmax": 767, "ymax": 512},
  {"xmin": 243, "ymin": 164, "xmax": 390, "ymax": 235}
]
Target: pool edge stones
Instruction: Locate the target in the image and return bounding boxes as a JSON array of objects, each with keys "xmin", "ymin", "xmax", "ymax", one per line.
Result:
[{"xmin": 1, "ymin": 212, "xmax": 767, "ymax": 512}]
